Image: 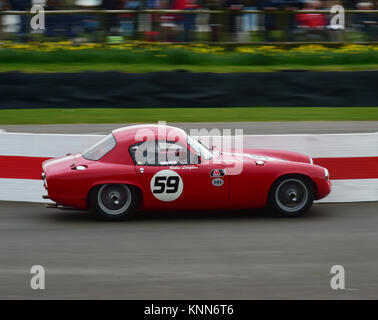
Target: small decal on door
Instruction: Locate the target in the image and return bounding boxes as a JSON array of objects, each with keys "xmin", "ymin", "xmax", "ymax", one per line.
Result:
[
  {"xmin": 212, "ymin": 178, "xmax": 224, "ymax": 187},
  {"xmin": 210, "ymin": 169, "xmax": 226, "ymax": 177}
]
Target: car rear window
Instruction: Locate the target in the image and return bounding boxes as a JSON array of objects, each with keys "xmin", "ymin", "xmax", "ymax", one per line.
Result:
[{"xmin": 82, "ymin": 134, "xmax": 116, "ymax": 161}]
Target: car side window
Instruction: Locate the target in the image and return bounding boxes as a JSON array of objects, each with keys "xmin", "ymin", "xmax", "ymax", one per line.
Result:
[{"xmin": 129, "ymin": 141, "xmax": 194, "ymax": 166}]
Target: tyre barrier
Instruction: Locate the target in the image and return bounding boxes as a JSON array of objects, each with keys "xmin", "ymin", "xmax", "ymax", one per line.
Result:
[{"xmin": 1, "ymin": 71, "xmax": 378, "ymax": 108}]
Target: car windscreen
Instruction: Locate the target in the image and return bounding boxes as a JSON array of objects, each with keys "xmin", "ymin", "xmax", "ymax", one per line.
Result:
[
  {"xmin": 187, "ymin": 136, "xmax": 213, "ymax": 160},
  {"xmin": 82, "ymin": 134, "xmax": 116, "ymax": 161}
]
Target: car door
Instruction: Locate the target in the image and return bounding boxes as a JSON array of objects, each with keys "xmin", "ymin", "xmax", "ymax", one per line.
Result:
[{"xmin": 129, "ymin": 140, "xmax": 229, "ymax": 210}]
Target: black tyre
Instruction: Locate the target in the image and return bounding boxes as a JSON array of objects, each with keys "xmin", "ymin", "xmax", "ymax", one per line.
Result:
[
  {"xmin": 89, "ymin": 184, "xmax": 140, "ymax": 220},
  {"xmin": 269, "ymin": 175, "xmax": 315, "ymax": 217}
]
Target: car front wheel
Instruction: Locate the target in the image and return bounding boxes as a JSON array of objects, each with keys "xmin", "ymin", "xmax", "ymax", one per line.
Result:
[
  {"xmin": 269, "ymin": 176, "xmax": 314, "ymax": 217},
  {"xmin": 89, "ymin": 184, "xmax": 140, "ymax": 220}
]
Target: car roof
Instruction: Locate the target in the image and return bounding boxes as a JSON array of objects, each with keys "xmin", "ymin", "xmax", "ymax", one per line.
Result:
[{"xmin": 112, "ymin": 124, "xmax": 188, "ymax": 146}]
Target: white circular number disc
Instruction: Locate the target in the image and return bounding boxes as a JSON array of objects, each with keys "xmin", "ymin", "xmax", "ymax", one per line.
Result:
[{"xmin": 150, "ymin": 170, "xmax": 183, "ymax": 202}]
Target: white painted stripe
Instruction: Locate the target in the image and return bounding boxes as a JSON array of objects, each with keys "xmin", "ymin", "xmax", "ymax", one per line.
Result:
[
  {"xmin": 0, "ymin": 178, "xmax": 376, "ymax": 204},
  {"xmin": 0, "ymin": 132, "xmax": 103, "ymax": 158},
  {"xmin": 0, "ymin": 179, "xmax": 48, "ymax": 203},
  {"xmin": 317, "ymin": 179, "xmax": 378, "ymax": 203},
  {"xmin": 243, "ymin": 133, "xmax": 378, "ymax": 158},
  {"xmin": 0, "ymin": 132, "xmax": 376, "ymax": 158},
  {"xmin": 222, "ymin": 133, "xmax": 378, "ymax": 158}
]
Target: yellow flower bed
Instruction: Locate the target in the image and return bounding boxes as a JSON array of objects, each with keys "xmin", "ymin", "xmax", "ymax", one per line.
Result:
[
  {"xmin": 0, "ymin": 41, "xmax": 376, "ymax": 67},
  {"xmin": 0, "ymin": 41, "xmax": 376, "ymax": 55}
]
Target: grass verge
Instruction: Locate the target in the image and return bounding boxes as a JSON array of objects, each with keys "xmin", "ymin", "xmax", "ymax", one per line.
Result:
[
  {"xmin": 0, "ymin": 107, "xmax": 376, "ymax": 125},
  {"xmin": 0, "ymin": 44, "xmax": 377, "ymax": 73}
]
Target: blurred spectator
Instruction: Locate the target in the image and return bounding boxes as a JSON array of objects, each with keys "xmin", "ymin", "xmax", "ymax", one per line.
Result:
[
  {"xmin": 119, "ymin": 0, "xmax": 142, "ymax": 39},
  {"xmin": 171, "ymin": 0, "xmax": 189, "ymax": 41},
  {"xmin": 46, "ymin": 0, "xmax": 86, "ymax": 40},
  {"xmin": 9, "ymin": 0, "xmax": 31, "ymax": 41},
  {"xmin": 296, "ymin": 0, "xmax": 326, "ymax": 29},
  {"xmin": 159, "ymin": 0, "xmax": 177, "ymax": 41},
  {"xmin": 101, "ymin": 0, "xmax": 120, "ymax": 36},
  {"xmin": 281, "ymin": 0, "xmax": 304, "ymax": 41},
  {"xmin": 355, "ymin": 1, "xmax": 378, "ymax": 41},
  {"xmin": 296, "ymin": 1, "xmax": 326, "ymax": 29},
  {"xmin": 296, "ymin": 0, "xmax": 326, "ymax": 40},
  {"xmin": 181, "ymin": 0, "xmax": 200, "ymax": 42},
  {"xmin": 63, "ymin": 0, "xmax": 80, "ymax": 40},
  {"xmin": 1, "ymin": 0, "xmax": 377, "ymax": 44},
  {"xmin": 144, "ymin": 0, "xmax": 161, "ymax": 41},
  {"xmin": 75, "ymin": 0, "xmax": 102, "ymax": 41},
  {"xmin": 226, "ymin": 0, "xmax": 245, "ymax": 41},
  {"xmin": 243, "ymin": 0, "xmax": 258, "ymax": 35},
  {"xmin": 46, "ymin": 0, "xmax": 70, "ymax": 38},
  {"xmin": 258, "ymin": 0, "xmax": 281, "ymax": 41},
  {"xmin": 207, "ymin": 0, "xmax": 224, "ymax": 42},
  {"xmin": 0, "ymin": 0, "xmax": 10, "ymax": 40}
]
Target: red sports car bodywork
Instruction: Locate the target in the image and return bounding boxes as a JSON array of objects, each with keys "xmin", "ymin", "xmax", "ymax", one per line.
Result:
[{"xmin": 42, "ymin": 125, "xmax": 331, "ymax": 217}]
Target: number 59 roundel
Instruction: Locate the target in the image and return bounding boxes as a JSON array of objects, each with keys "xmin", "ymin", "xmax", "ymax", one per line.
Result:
[{"xmin": 150, "ymin": 170, "xmax": 184, "ymax": 202}]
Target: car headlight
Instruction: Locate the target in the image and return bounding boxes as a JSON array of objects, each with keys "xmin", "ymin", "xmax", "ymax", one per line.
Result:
[
  {"xmin": 42, "ymin": 172, "xmax": 48, "ymax": 189},
  {"xmin": 324, "ymin": 168, "xmax": 329, "ymax": 180}
]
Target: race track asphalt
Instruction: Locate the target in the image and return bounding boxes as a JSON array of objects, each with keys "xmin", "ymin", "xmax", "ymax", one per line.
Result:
[
  {"xmin": 0, "ymin": 201, "xmax": 377, "ymax": 299},
  {"xmin": 1, "ymin": 121, "xmax": 378, "ymax": 135}
]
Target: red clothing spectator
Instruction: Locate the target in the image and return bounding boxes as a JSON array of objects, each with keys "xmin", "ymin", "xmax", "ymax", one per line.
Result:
[
  {"xmin": 172, "ymin": 0, "xmax": 186, "ymax": 9},
  {"xmin": 296, "ymin": 1, "xmax": 326, "ymax": 29},
  {"xmin": 296, "ymin": 12, "xmax": 326, "ymax": 28}
]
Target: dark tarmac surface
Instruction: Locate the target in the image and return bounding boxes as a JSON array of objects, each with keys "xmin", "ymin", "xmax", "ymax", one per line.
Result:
[
  {"xmin": 1, "ymin": 121, "xmax": 378, "ymax": 135},
  {"xmin": 0, "ymin": 201, "xmax": 377, "ymax": 299}
]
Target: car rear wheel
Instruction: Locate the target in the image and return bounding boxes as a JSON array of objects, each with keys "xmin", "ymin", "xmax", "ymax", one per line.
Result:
[
  {"xmin": 89, "ymin": 184, "xmax": 140, "ymax": 220},
  {"xmin": 269, "ymin": 176, "xmax": 314, "ymax": 217}
]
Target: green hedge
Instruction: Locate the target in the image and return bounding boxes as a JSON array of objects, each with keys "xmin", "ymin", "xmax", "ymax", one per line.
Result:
[{"xmin": 0, "ymin": 43, "xmax": 377, "ymax": 67}]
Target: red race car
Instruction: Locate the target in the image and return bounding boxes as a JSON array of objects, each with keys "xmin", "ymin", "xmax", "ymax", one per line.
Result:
[{"xmin": 42, "ymin": 125, "xmax": 331, "ymax": 220}]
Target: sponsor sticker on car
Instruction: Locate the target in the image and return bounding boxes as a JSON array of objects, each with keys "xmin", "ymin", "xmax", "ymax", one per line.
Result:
[
  {"xmin": 212, "ymin": 178, "xmax": 224, "ymax": 187},
  {"xmin": 210, "ymin": 169, "xmax": 226, "ymax": 177}
]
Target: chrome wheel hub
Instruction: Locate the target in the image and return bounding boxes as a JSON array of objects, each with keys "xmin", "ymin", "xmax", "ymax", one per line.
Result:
[
  {"xmin": 288, "ymin": 190, "xmax": 298, "ymax": 202},
  {"xmin": 275, "ymin": 179, "xmax": 308, "ymax": 213},
  {"xmin": 97, "ymin": 184, "xmax": 132, "ymax": 216},
  {"xmin": 110, "ymin": 192, "xmax": 120, "ymax": 205}
]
